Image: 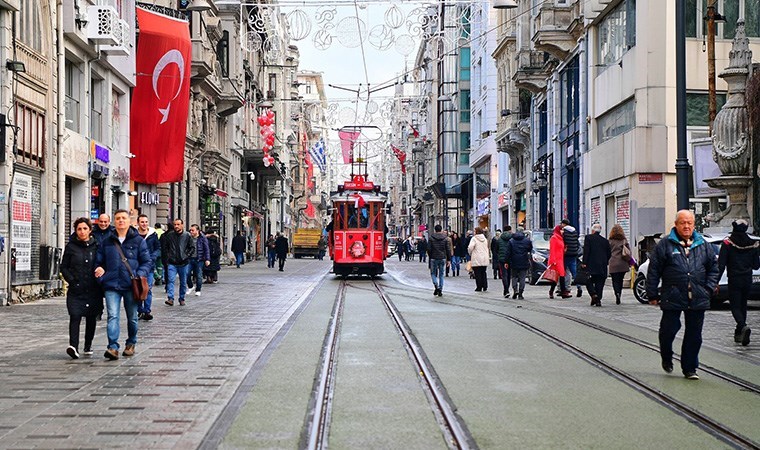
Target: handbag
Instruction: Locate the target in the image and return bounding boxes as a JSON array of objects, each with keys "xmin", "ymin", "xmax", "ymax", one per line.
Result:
[
  {"xmin": 539, "ymin": 264, "xmax": 560, "ymax": 284},
  {"xmin": 573, "ymin": 265, "xmax": 590, "ymax": 285},
  {"xmin": 114, "ymin": 242, "xmax": 148, "ymax": 302},
  {"xmin": 465, "ymin": 261, "xmax": 473, "ymax": 272},
  {"xmin": 621, "ymin": 242, "xmax": 632, "ymax": 261}
]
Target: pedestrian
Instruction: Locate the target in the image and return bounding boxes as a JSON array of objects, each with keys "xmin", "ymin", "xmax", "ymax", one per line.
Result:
[
  {"xmin": 94, "ymin": 210, "xmax": 152, "ymax": 360},
  {"xmin": 152, "ymin": 223, "xmax": 164, "ymax": 286},
  {"xmin": 468, "ymin": 227, "xmax": 491, "ymax": 292},
  {"xmin": 266, "ymin": 234, "xmax": 277, "ymax": 268},
  {"xmin": 718, "ymin": 219, "xmax": 760, "ymax": 346},
  {"xmin": 396, "ymin": 237, "xmax": 405, "ymax": 261},
  {"xmin": 136, "ymin": 214, "xmax": 160, "ymax": 321},
  {"xmin": 547, "ymin": 225, "xmax": 570, "ymax": 299},
  {"xmin": 427, "ymin": 224, "xmax": 453, "ymax": 296},
  {"xmin": 608, "ymin": 224, "xmax": 633, "ymax": 305},
  {"xmin": 463, "ymin": 230, "xmax": 474, "ymax": 262},
  {"xmin": 275, "ymin": 232, "xmax": 289, "ymax": 271},
  {"xmin": 405, "ymin": 236, "xmax": 415, "ymax": 261},
  {"xmin": 647, "ymin": 210, "xmax": 719, "ymax": 379},
  {"xmin": 497, "ymin": 226, "xmax": 513, "ymax": 296},
  {"xmin": 205, "ymin": 231, "xmax": 222, "ymax": 284},
  {"xmin": 491, "ymin": 229, "xmax": 503, "ymax": 279},
  {"xmin": 582, "ymin": 224, "xmax": 612, "ymax": 306},
  {"xmin": 231, "ymin": 230, "xmax": 247, "ymax": 268},
  {"xmin": 91, "ymin": 213, "xmax": 114, "ymax": 245},
  {"xmin": 317, "ymin": 234, "xmax": 328, "ymax": 261},
  {"xmin": 561, "ymin": 219, "xmax": 583, "ymax": 298},
  {"xmin": 160, "ymin": 218, "xmax": 196, "ymax": 306},
  {"xmin": 450, "ymin": 232, "xmax": 464, "ymax": 277},
  {"xmin": 417, "ymin": 236, "xmax": 428, "ymax": 263},
  {"xmin": 504, "ymin": 227, "xmax": 532, "ymax": 299},
  {"xmin": 60, "ymin": 217, "xmax": 103, "ymax": 359},
  {"xmin": 188, "ymin": 224, "xmax": 210, "ymax": 297}
]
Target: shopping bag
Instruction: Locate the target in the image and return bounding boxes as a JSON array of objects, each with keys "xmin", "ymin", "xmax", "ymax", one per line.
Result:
[
  {"xmin": 572, "ymin": 265, "xmax": 589, "ymax": 285},
  {"xmin": 539, "ymin": 264, "xmax": 559, "ymax": 284},
  {"xmin": 465, "ymin": 261, "xmax": 472, "ymax": 272}
]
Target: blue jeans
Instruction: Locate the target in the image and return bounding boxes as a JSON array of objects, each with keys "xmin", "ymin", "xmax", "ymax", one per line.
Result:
[
  {"xmin": 167, "ymin": 263, "xmax": 189, "ymax": 301},
  {"xmin": 431, "ymin": 259, "xmax": 446, "ymax": 290},
  {"xmin": 564, "ymin": 256, "xmax": 577, "ymax": 288},
  {"xmin": 139, "ymin": 271, "xmax": 155, "ymax": 314},
  {"xmin": 105, "ymin": 290, "xmax": 138, "ymax": 350},
  {"xmin": 451, "ymin": 256, "xmax": 461, "ymax": 274},
  {"xmin": 267, "ymin": 249, "xmax": 276, "ymax": 268},
  {"xmin": 235, "ymin": 252, "xmax": 244, "ymax": 268},
  {"xmin": 189, "ymin": 259, "xmax": 204, "ymax": 292}
]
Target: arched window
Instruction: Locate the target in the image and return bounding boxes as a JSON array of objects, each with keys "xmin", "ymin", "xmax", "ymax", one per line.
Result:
[{"xmin": 18, "ymin": 1, "xmax": 44, "ymax": 53}]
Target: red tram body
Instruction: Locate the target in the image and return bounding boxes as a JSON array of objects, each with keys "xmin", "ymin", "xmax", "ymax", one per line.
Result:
[{"xmin": 329, "ymin": 175, "xmax": 388, "ymax": 277}]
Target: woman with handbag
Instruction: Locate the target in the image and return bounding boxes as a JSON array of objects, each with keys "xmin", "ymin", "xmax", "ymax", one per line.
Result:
[
  {"xmin": 60, "ymin": 218, "xmax": 104, "ymax": 359},
  {"xmin": 608, "ymin": 224, "xmax": 632, "ymax": 305},
  {"xmin": 468, "ymin": 227, "xmax": 491, "ymax": 292},
  {"xmin": 547, "ymin": 225, "xmax": 570, "ymax": 299},
  {"xmin": 450, "ymin": 232, "xmax": 465, "ymax": 276},
  {"xmin": 94, "ymin": 209, "xmax": 152, "ymax": 360}
]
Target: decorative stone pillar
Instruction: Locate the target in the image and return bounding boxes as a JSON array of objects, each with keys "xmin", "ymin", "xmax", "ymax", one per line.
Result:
[{"xmin": 704, "ymin": 21, "xmax": 753, "ymax": 230}]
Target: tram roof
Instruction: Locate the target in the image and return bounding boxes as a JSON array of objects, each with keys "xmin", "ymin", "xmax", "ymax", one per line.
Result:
[{"xmin": 330, "ymin": 190, "xmax": 387, "ymax": 202}]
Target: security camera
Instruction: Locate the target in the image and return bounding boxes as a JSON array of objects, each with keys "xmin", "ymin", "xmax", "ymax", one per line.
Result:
[{"xmin": 249, "ymin": 172, "xmax": 255, "ymax": 180}]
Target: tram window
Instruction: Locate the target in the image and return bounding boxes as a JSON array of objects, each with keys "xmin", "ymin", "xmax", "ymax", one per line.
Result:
[{"xmin": 359, "ymin": 206, "xmax": 369, "ymax": 228}]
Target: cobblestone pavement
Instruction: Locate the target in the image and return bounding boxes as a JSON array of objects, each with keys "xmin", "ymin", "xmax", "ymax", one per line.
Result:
[
  {"xmin": 386, "ymin": 257, "xmax": 760, "ymax": 364},
  {"xmin": 0, "ymin": 258, "xmax": 330, "ymax": 449}
]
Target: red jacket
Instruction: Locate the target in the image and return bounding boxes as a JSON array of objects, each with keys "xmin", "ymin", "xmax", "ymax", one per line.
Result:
[{"xmin": 548, "ymin": 226, "xmax": 566, "ymax": 277}]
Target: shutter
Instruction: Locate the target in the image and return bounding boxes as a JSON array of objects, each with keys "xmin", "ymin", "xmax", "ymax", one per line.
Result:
[{"xmin": 65, "ymin": 177, "xmax": 72, "ymax": 235}]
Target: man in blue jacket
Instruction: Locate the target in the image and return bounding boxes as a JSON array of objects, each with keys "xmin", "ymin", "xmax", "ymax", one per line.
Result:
[
  {"xmin": 136, "ymin": 214, "xmax": 160, "ymax": 321},
  {"xmin": 188, "ymin": 224, "xmax": 210, "ymax": 297},
  {"xmin": 95, "ymin": 209, "xmax": 152, "ymax": 360},
  {"xmin": 646, "ymin": 210, "xmax": 719, "ymax": 380}
]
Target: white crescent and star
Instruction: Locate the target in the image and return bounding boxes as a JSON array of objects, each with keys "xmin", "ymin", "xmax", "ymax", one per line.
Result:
[{"xmin": 152, "ymin": 50, "xmax": 185, "ymax": 124}]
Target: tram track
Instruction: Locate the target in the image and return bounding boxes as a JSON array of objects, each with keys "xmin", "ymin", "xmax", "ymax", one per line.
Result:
[
  {"xmin": 302, "ymin": 279, "xmax": 476, "ymax": 450},
  {"xmin": 376, "ymin": 280, "xmax": 759, "ymax": 449}
]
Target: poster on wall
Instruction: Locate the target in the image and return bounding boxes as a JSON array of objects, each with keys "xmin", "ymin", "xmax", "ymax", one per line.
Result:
[
  {"xmin": 12, "ymin": 173, "xmax": 33, "ymax": 271},
  {"xmin": 616, "ymin": 196, "xmax": 630, "ymax": 240}
]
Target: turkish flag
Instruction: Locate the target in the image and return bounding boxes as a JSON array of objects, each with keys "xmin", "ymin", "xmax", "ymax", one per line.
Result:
[
  {"xmin": 130, "ymin": 8, "xmax": 192, "ymax": 184},
  {"xmin": 339, "ymin": 130, "xmax": 360, "ymax": 164},
  {"xmin": 391, "ymin": 144, "xmax": 407, "ymax": 174}
]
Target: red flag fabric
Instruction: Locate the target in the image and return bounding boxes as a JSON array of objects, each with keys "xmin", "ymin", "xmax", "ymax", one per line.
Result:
[
  {"xmin": 339, "ymin": 130, "xmax": 360, "ymax": 164},
  {"xmin": 407, "ymin": 121, "xmax": 419, "ymax": 138},
  {"xmin": 391, "ymin": 144, "xmax": 407, "ymax": 174},
  {"xmin": 130, "ymin": 8, "xmax": 192, "ymax": 184},
  {"xmin": 351, "ymin": 193, "xmax": 366, "ymax": 209},
  {"xmin": 305, "ymin": 199, "xmax": 316, "ymax": 219}
]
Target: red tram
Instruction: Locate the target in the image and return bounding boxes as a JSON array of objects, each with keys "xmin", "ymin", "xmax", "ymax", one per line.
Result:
[{"xmin": 328, "ymin": 175, "xmax": 388, "ymax": 277}]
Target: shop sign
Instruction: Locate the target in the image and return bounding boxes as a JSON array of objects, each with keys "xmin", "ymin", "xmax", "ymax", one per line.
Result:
[
  {"xmin": 497, "ymin": 191, "xmax": 509, "ymax": 209},
  {"xmin": 11, "ymin": 174, "xmax": 33, "ymax": 271},
  {"xmin": 477, "ymin": 198, "xmax": 490, "ymax": 216},
  {"xmin": 638, "ymin": 173, "xmax": 663, "ymax": 184},
  {"xmin": 93, "ymin": 142, "xmax": 110, "ymax": 163},
  {"xmin": 140, "ymin": 191, "xmax": 160, "ymax": 205}
]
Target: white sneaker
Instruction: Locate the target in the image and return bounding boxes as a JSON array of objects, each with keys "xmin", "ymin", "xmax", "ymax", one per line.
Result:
[
  {"xmin": 195, "ymin": 291, "xmax": 201, "ymax": 296},
  {"xmin": 66, "ymin": 346, "xmax": 79, "ymax": 359}
]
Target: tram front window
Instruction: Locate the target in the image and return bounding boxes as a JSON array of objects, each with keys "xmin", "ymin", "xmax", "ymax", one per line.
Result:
[{"xmin": 348, "ymin": 205, "xmax": 369, "ymax": 228}]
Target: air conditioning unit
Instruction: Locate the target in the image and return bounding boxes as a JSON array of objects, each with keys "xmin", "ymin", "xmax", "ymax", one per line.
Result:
[
  {"xmin": 101, "ymin": 19, "xmax": 130, "ymax": 56},
  {"xmin": 87, "ymin": 5, "xmax": 120, "ymax": 45}
]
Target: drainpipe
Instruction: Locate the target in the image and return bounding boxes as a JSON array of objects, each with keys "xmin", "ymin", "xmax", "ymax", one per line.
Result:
[
  {"xmin": 579, "ymin": 37, "xmax": 588, "ymax": 233},
  {"xmin": 57, "ymin": 0, "xmax": 65, "ymax": 249}
]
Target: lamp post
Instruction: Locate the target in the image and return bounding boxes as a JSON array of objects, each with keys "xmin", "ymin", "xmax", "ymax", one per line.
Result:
[{"xmin": 675, "ymin": 0, "xmax": 691, "ymax": 211}]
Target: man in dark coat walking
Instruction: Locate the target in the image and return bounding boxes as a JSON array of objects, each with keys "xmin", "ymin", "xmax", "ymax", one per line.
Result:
[
  {"xmin": 188, "ymin": 224, "xmax": 211, "ymax": 297},
  {"xmin": 561, "ymin": 219, "xmax": 582, "ymax": 297},
  {"xmin": 582, "ymin": 224, "xmax": 611, "ymax": 307},
  {"xmin": 718, "ymin": 219, "xmax": 760, "ymax": 346},
  {"xmin": 136, "ymin": 214, "xmax": 161, "ymax": 321},
  {"xmin": 417, "ymin": 237, "xmax": 428, "ymax": 263},
  {"xmin": 92, "ymin": 213, "xmax": 114, "ymax": 245},
  {"xmin": 646, "ymin": 210, "xmax": 720, "ymax": 380},
  {"xmin": 160, "ymin": 219, "xmax": 196, "ymax": 306},
  {"xmin": 427, "ymin": 225, "xmax": 453, "ymax": 297},
  {"xmin": 231, "ymin": 231, "xmax": 247, "ymax": 268},
  {"xmin": 497, "ymin": 227, "xmax": 513, "ymax": 297},
  {"xmin": 94, "ymin": 210, "xmax": 152, "ymax": 360},
  {"xmin": 275, "ymin": 232, "xmax": 289, "ymax": 271},
  {"xmin": 504, "ymin": 228, "xmax": 532, "ymax": 299}
]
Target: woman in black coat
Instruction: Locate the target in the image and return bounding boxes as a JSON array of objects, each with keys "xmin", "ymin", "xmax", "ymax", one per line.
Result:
[
  {"xmin": 204, "ymin": 232, "xmax": 222, "ymax": 283},
  {"xmin": 59, "ymin": 218, "xmax": 103, "ymax": 359}
]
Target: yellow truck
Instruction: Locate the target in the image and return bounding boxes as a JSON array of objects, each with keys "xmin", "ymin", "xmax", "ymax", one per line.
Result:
[{"xmin": 292, "ymin": 228, "xmax": 323, "ymax": 259}]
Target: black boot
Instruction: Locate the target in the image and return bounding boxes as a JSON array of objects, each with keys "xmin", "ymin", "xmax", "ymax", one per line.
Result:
[
  {"xmin": 549, "ymin": 286, "xmax": 555, "ymax": 299},
  {"xmin": 615, "ymin": 293, "xmax": 621, "ymax": 305},
  {"xmin": 590, "ymin": 294, "xmax": 598, "ymax": 306}
]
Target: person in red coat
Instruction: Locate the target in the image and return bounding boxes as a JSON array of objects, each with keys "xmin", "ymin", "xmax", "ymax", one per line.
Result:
[{"xmin": 547, "ymin": 225, "xmax": 571, "ymax": 299}]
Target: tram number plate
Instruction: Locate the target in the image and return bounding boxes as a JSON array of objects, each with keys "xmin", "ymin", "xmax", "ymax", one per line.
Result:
[{"xmin": 753, "ymin": 275, "xmax": 760, "ymax": 283}]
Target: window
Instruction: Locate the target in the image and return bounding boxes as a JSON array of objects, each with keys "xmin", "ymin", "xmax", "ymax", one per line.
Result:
[
  {"xmin": 91, "ymin": 77, "xmax": 103, "ymax": 142},
  {"xmin": 686, "ymin": 92, "xmax": 727, "ymax": 126},
  {"xmin": 597, "ymin": 0, "xmax": 636, "ymax": 66},
  {"xmin": 686, "ymin": 0, "xmax": 759, "ymax": 38},
  {"xmin": 459, "ymin": 132, "xmax": 470, "ymax": 165},
  {"xmin": 217, "ymin": 31, "xmax": 229, "ymax": 77},
  {"xmin": 65, "ymin": 60, "xmax": 81, "ymax": 132},
  {"xmin": 597, "ymin": 99, "xmax": 636, "ymax": 144},
  {"xmin": 460, "ymin": 89, "xmax": 471, "ymax": 123},
  {"xmin": 460, "ymin": 6, "xmax": 471, "ymax": 38},
  {"xmin": 268, "ymin": 73, "xmax": 277, "ymax": 98},
  {"xmin": 15, "ymin": 103, "xmax": 46, "ymax": 168},
  {"xmin": 560, "ymin": 57, "xmax": 579, "ymax": 127},
  {"xmin": 18, "ymin": 2, "xmax": 43, "ymax": 52},
  {"xmin": 459, "ymin": 47, "xmax": 471, "ymax": 81},
  {"xmin": 401, "ymin": 174, "xmax": 407, "ymax": 191},
  {"xmin": 305, "ymin": 84, "xmax": 312, "ymax": 94},
  {"xmin": 537, "ymin": 102, "xmax": 548, "ymax": 147}
]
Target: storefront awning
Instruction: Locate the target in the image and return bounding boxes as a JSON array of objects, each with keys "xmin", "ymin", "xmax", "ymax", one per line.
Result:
[{"xmin": 215, "ymin": 189, "xmax": 228, "ymax": 197}]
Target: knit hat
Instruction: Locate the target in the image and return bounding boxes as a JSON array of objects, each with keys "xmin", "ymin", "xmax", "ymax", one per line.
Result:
[{"xmin": 732, "ymin": 219, "xmax": 749, "ymax": 233}]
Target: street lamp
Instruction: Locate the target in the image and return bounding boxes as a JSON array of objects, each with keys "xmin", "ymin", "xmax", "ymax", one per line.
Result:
[
  {"xmin": 186, "ymin": 0, "xmax": 211, "ymax": 12},
  {"xmin": 493, "ymin": 0, "xmax": 518, "ymax": 9}
]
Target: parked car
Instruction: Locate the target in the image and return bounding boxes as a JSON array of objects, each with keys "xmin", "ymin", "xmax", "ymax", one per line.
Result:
[{"xmin": 632, "ymin": 233, "xmax": 760, "ymax": 307}]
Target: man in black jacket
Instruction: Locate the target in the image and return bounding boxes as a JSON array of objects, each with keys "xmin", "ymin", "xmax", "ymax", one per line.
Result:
[
  {"xmin": 497, "ymin": 227, "xmax": 513, "ymax": 297},
  {"xmin": 582, "ymin": 224, "xmax": 611, "ymax": 307},
  {"xmin": 231, "ymin": 231, "xmax": 247, "ymax": 268},
  {"xmin": 160, "ymin": 219, "xmax": 196, "ymax": 306},
  {"xmin": 504, "ymin": 228, "xmax": 532, "ymax": 299},
  {"xmin": 718, "ymin": 219, "xmax": 760, "ymax": 346},
  {"xmin": 427, "ymin": 225, "xmax": 453, "ymax": 297},
  {"xmin": 275, "ymin": 232, "xmax": 289, "ymax": 271},
  {"xmin": 646, "ymin": 210, "xmax": 719, "ymax": 380},
  {"xmin": 561, "ymin": 219, "xmax": 582, "ymax": 297},
  {"xmin": 92, "ymin": 214, "xmax": 114, "ymax": 245}
]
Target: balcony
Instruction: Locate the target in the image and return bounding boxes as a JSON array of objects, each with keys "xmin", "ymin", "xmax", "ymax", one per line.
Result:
[
  {"xmin": 512, "ymin": 50, "xmax": 551, "ymax": 93},
  {"xmin": 217, "ymin": 78, "xmax": 245, "ymax": 117},
  {"xmin": 531, "ymin": 1, "xmax": 583, "ymax": 60},
  {"xmin": 191, "ymin": 39, "xmax": 215, "ymax": 80},
  {"xmin": 496, "ymin": 119, "xmax": 531, "ymax": 160}
]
